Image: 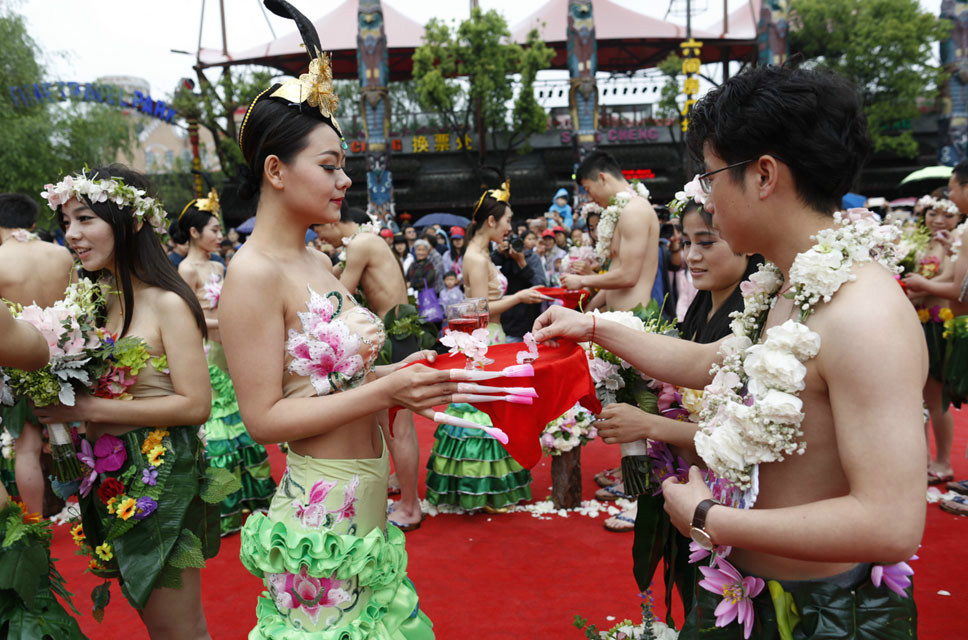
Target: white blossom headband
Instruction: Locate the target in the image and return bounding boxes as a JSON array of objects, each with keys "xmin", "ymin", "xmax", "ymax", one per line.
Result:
[{"xmin": 41, "ymin": 173, "xmax": 168, "ymax": 239}]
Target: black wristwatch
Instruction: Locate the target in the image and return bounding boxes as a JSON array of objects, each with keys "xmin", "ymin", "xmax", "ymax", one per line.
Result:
[{"xmin": 689, "ymin": 498, "xmax": 720, "ymax": 551}]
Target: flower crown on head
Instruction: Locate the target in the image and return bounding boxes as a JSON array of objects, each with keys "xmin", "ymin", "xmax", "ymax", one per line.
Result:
[
  {"xmin": 41, "ymin": 173, "xmax": 168, "ymax": 239},
  {"xmin": 917, "ymin": 195, "xmax": 960, "ymax": 216},
  {"xmin": 238, "ymin": 1, "xmax": 344, "ymax": 153},
  {"xmin": 668, "ymin": 174, "xmax": 707, "ymax": 217}
]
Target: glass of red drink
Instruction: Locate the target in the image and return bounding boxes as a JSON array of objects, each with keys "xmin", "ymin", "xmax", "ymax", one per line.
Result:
[
  {"xmin": 466, "ymin": 297, "xmax": 489, "ymax": 329},
  {"xmin": 446, "ymin": 302, "xmax": 477, "ymax": 333}
]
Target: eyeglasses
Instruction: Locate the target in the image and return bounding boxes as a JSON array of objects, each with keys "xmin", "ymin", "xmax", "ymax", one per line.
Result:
[
  {"xmin": 698, "ymin": 156, "xmax": 789, "ymax": 194},
  {"xmin": 697, "ymin": 159, "xmax": 754, "ymax": 193}
]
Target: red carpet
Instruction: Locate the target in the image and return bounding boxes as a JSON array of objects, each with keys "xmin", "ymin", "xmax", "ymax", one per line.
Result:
[{"xmin": 47, "ymin": 409, "xmax": 967, "ymax": 638}]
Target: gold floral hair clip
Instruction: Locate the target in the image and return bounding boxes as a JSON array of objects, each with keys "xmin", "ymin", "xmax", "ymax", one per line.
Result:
[
  {"xmin": 178, "ymin": 188, "xmax": 221, "ymax": 222},
  {"xmin": 473, "ymin": 180, "xmax": 512, "ymax": 218},
  {"xmin": 238, "ymin": 1, "xmax": 346, "ymax": 153}
]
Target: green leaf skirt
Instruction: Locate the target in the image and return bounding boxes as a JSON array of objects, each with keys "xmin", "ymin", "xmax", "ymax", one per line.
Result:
[
  {"xmin": 922, "ymin": 320, "xmax": 946, "ymax": 383},
  {"xmin": 424, "ymin": 404, "xmax": 532, "ymax": 510},
  {"xmin": 204, "ymin": 343, "xmax": 277, "ymax": 536},
  {"xmin": 679, "ymin": 566, "xmax": 916, "ymax": 639},
  {"xmin": 0, "ymin": 503, "xmax": 86, "ymax": 639},
  {"xmin": 943, "ymin": 315, "xmax": 968, "ymax": 410},
  {"xmin": 239, "ymin": 445, "xmax": 433, "ymax": 639},
  {"xmin": 77, "ymin": 426, "xmax": 222, "ymax": 611}
]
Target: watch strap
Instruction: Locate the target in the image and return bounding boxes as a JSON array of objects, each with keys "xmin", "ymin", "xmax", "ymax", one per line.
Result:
[{"xmin": 691, "ymin": 498, "xmax": 720, "ymax": 530}]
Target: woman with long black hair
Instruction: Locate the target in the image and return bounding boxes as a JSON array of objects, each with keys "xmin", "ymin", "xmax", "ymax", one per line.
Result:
[
  {"xmin": 34, "ymin": 164, "xmax": 221, "ymax": 638},
  {"xmin": 172, "ymin": 193, "xmax": 276, "ymax": 536}
]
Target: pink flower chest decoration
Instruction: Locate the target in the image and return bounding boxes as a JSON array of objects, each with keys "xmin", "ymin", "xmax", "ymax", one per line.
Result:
[{"xmin": 285, "ymin": 286, "xmax": 385, "ymax": 396}]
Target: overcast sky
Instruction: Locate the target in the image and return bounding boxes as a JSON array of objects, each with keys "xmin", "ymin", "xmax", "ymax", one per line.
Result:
[{"xmin": 9, "ymin": 0, "xmax": 946, "ymax": 99}]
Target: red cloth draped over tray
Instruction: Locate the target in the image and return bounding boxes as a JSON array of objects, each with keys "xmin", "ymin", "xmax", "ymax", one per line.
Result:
[{"xmin": 392, "ymin": 341, "xmax": 601, "ymax": 469}]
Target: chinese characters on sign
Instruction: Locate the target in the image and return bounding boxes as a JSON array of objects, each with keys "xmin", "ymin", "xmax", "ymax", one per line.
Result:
[
  {"xmin": 679, "ymin": 38, "xmax": 703, "ymax": 132},
  {"xmin": 349, "ymin": 132, "xmax": 473, "ymax": 155}
]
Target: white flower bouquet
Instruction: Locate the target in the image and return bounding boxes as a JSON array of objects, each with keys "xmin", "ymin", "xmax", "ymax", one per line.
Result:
[
  {"xmin": 584, "ymin": 301, "xmax": 678, "ymax": 496},
  {"xmin": 540, "ymin": 403, "xmax": 597, "ymax": 456},
  {"xmin": 1, "ymin": 279, "xmax": 113, "ymax": 480}
]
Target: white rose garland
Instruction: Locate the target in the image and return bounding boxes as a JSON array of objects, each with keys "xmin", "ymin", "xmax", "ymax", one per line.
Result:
[{"xmin": 695, "ymin": 211, "xmax": 900, "ymax": 500}]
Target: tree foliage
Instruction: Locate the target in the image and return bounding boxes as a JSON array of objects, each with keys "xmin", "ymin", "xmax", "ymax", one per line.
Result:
[
  {"xmin": 171, "ymin": 66, "xmax": 274, "ymax": 177},
  {"xmin": 788, "ymin": 0, "xmax": 950, "ymax": 157},
  {"xmin": 412, "ymin": 8, "xmax": 554, "ymax": 175},
  {"xmin": 0, "ymin": 2, "xmax": 132, "ymax": 227}
]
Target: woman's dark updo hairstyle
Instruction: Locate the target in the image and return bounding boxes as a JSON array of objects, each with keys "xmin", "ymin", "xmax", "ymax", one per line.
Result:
[
  {"xmin": 466, "ymin": 171, "xmax": 511, "ymax": 242},
  {"xmin": 57, "ymin": 164, "xmax": 206, "ymax": 339},
  {"xmin": 169, "ymin": 202, "xmax": 217, "ymax": 245},
  {"xmin": 238, "ymin": 88, "xmax": 338, "ymax": 201},
  {"xmin": 466, "ymin": 196, "xmax": 510, "ymax": 243}
]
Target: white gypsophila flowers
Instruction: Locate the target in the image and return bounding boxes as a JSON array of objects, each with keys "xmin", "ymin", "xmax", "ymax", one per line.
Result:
[
  {"xmin": 594, "ymin": 182, "xmax": 650, "ymax": 261},
  {"xmin": 695, "ymin": 210, "xmax": 900, "ymax": 498}
]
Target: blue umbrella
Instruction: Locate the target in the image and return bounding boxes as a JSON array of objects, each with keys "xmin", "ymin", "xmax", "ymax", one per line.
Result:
[
  {"xmin": 841, "ymin": 192, "xmax": 866, "ymax": 209},
  {"xmin": 412, "ymin": 213, "xmax": 470, "ymax": 229},
  {"xmin": 236, "ymin": 215, "xmax": 256, "ymax": 234}
]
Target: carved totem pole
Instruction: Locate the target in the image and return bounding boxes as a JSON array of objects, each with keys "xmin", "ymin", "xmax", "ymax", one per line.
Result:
[
  {"xmin": 357, "ymin": 0, "xmax": 394, "ymax": 221},
  {"xmin": 567, "ymin": 1, "xmax": 599, "ymax": 162},
  {"xmin": 755, "ymin": 0, "xmax": 789, "ymax": 67},
  {"xmin": 939, "ymin": 0, "xmax": 968, "ymax": 166}
]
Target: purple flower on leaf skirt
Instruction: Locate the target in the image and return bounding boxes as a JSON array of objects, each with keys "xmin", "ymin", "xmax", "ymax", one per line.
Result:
[
  {"xmin": 92, "ymin": 434, "xmax": 126, "ymax": 473},
  {"xmin": 132, "ymin": 496, "xmax": 158, "ymax": 520},
  {"xmin": 142, "ymin": 467, "xmax": 158, "ymax": 486},
  {"xmin": 871, "ymin": 555, "xmax": 917, "ymax": 598},
  {"xmin": 76, "ymin": 439, "xmax": 98, "ymax": 498},
  {"xmin": 698, "ymin": 557, "xmax": 765, "ymax": 639}
]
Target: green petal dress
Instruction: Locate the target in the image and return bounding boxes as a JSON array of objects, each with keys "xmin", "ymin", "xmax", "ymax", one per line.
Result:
[
  {"xmin": 239, "ymin": 289, "xmax": 433, "ymax": 638},
  {"xmin": 203, "ymin": 342, "xmax": 276, "ymax": 536}
]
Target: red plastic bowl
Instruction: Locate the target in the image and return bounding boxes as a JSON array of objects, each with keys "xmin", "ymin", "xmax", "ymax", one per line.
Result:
[{"xmin": 536, "ymin": 287, "xmax": 591, "ymax": 310}]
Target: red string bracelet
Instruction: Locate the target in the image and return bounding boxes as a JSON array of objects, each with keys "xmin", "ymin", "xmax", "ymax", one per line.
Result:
[{"xmin": 591, "ymin": 315, "xmax": 596, "ymax": 344}]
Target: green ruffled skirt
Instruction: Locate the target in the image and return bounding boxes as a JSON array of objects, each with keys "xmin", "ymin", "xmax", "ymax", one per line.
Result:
[
  {"xmin": 239, "ymin": 446, "xmax": 434, "ymax": 639},
  {"xmin": 0, "ymin": 502, "xmax": 86, "ymax": 639},
  {"xmin": 204, "ymin": 342, "xmax": 276, "ymax": 536},
  {"xmin": 424, "ymin": 403, "xmax": 532, "ymax": 510},
  {"xmin": 77, "ymin": 426, "xmax": 222, "ymax": 611}
]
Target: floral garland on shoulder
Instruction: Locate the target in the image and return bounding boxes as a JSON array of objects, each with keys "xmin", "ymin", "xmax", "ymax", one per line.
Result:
[
  {"xmin": 695, "ymin": 210, "xmax": 901, "ymax": 502},
  {"xmin": 595, "ymin": 181, "xmax": 651, "ymax": 261},
  {"xmin": 336, "ymin": 221, "xmax": 381, "ymax": 271},
  {"xmin": 10, "ymin": 229, "xmax": 40, "ymax": 243}
]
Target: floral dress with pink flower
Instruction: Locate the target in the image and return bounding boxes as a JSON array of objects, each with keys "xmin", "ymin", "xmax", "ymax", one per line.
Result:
[{"xmin": 238, "ymin": 287, "xmax": 434, "ymax": 639}]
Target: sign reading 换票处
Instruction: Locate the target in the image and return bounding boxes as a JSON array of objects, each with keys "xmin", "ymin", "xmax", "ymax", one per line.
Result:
[{"xmin": 7, "ymin": 81, "xmax": 176, "ymax": 123}]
